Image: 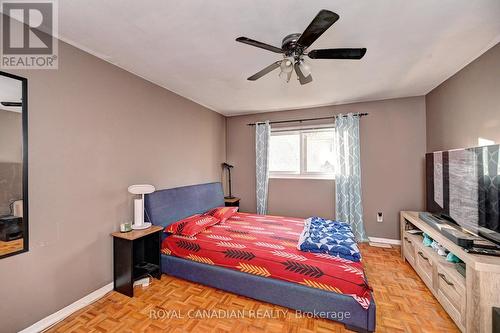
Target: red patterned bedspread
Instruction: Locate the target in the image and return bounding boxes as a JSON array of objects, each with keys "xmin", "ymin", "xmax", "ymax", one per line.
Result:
[{"xmin": 161, "ymin": 212, "xmax": 371, "ymax": 309}]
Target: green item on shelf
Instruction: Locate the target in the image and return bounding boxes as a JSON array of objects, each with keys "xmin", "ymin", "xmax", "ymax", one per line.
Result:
[
  {"xmin": 423, "ymin": 233, "xmax": 433, "ymax": 247},
  {"xmin": 446, "ymin": 252, "xmax": 461, "ymax": 263}
]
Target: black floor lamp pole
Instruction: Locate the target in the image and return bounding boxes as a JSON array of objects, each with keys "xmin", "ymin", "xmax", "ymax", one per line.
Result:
[
  {"xmin": 227, "ymin": 168, "xmax": 233, "ymax": 198},
  {"xmin": 222, "ymin": 163, "xmax": 235, "ymax": 199}
]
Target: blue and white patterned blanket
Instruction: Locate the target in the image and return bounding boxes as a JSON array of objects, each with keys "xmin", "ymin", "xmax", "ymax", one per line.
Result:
[{"xmin": 297, "ymin": 217, "xmax": 361, "ymax": 262}]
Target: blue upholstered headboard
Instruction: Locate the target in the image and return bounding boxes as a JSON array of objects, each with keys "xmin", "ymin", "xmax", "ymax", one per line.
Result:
[{"xmin": 144, "ymin": 182, "xmax": 225, "ymax": 228}]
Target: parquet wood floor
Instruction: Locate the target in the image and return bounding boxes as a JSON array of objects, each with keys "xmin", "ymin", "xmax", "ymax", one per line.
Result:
[{"xmin": 46, "ymin": 245, "xmax": 459, "ymax": 333}]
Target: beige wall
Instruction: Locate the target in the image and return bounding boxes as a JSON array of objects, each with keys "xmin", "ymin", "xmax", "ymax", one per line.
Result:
[
  {"xmin": 0, "ymin": 110, "xmax": 22, "ymax": 163},
  {"xmin": 226, "ymin": 96, "xmax": 427, "ymax": 240},
  {"xmin": 0, "ymin": 41, "xmax": 226, "ymax": 332},
  {"xmin": 426, "ymin": 43, "xmax": 500, "ymax": 152}
]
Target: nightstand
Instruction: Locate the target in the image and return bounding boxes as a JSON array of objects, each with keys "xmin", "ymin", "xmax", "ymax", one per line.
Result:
[
  {"xmin": 111, "ymin": 225, "xmax": 163, "ymax": 297},
  {"xmin": 224, "ymin": 197, "xmax": 240, "ymax": 208}
]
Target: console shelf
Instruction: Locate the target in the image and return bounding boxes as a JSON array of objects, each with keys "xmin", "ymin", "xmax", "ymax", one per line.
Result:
[{"xmin": 401, "ymin": 211, "xmax": 500, "ymax": 333}]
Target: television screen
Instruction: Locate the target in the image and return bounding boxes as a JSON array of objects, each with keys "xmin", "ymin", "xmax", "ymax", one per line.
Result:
[{"xmin": 426, "ymin": 144, "xmax": 500, "ymax": 244}]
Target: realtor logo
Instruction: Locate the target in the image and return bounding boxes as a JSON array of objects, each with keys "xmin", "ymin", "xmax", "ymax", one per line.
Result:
[{"xmin": 1, "ymin": 0, "xmax": 58, "ymax": 69}]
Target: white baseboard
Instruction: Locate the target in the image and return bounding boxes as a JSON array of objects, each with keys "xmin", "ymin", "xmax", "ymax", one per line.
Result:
[
  {"xmin": 368, "ymin": 237, "xmax": 401, "ymax": 245},
  {"xmin": 19, "ymin": 282, "xmax": 113, "ymax": 333}
]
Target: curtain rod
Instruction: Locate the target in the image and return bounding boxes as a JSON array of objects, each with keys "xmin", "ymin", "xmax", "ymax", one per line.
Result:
[{"xmin": 246, "ymin": 113, "xmax": 368, "ymax": 126}]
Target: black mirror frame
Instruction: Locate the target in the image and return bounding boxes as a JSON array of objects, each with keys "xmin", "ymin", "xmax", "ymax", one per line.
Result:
[{"xmin": 0, "ymin": 70, "xmax": 28, "ymax": 259}]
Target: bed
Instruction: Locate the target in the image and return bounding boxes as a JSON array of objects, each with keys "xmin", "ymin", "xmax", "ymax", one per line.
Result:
[{"xmin": 144, "ymin": 182, "xmax": 376, "ymax": 332}]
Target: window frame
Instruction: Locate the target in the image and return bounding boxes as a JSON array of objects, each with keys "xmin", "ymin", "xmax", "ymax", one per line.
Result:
[{"xmin": 269, "ymin": 126, "xmax": 335, "ymax": 180}]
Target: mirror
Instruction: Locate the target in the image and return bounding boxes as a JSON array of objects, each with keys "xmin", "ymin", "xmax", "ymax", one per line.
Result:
[{"xmin": 0, "ymin": 71, "xmax": 27, "ymax": 259}]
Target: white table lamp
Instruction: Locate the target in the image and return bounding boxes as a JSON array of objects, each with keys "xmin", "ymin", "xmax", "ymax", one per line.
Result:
[{"xmin": 128, "ymin": 184, "xmax": 155, "ymax": 230}]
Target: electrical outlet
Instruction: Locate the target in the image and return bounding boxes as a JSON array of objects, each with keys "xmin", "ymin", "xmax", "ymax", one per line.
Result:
[{"xmin": 377, "ymin": 212, "xmax": 383, "ymax": 223}]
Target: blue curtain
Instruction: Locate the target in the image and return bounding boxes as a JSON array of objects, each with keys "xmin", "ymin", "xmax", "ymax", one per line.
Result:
[
  {"xmin": 255, "ymin": 121, "xmax": 271, "ymax": 214},
  {"xmin": 335, "ymin": 114, "xmax": 367, "ymax": 241}
]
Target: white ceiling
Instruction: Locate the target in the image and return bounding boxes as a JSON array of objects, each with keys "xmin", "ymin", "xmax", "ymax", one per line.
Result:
[
  {"xmin": 57, "ymin": 1, "xmax": 500, "ymax": 115},
  {"xmin": 0, "ymin": 75, "xmax": 22, "ymax": 113}
]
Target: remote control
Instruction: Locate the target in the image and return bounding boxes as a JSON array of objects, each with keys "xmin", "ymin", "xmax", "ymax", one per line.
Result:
[
  {"xmin": 464, "ymin": 247, "xmax": 500, "ymax": 257},
  {"xmin": 441, "ymin": 227, "xmax": 475, "ymax": 248}
]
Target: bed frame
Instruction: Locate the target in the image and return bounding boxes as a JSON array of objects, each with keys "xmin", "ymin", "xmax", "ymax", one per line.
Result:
[{"xmin": 145, "ymin": 182, "xmax": 376, "ymax": 333}]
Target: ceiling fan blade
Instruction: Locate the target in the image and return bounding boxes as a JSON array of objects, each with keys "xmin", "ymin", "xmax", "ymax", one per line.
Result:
[
  {"xmin": 236, "ymin": 37, "xmax": 283, "ymax": 53},
  {"xmin": 247, "ymin": 61, "xmax": 281, "ymax": 81},
  {"xmin": 308, "ymin": 48, "xmax": 367, "ymax": 59},
  {"xmin": 1, "ymin": 101, "xmax": 22, "ymax": 107},
  {"xmin": 294, "ymin": 63, "xmax": 312, "ymax": 85},
  {"xmin": 296, "ymin": 10, "xmax": 339, "ymax": 49}
]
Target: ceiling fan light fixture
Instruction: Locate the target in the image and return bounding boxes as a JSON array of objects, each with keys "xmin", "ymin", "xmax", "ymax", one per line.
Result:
[
  {"xmin": 279, "ymin": 57, "xmax": 294, "ymax": 83},
  {"xmin": 280, "ymin": 57, "xmax": 294, "ymax": 73},
  {"xmin": 298, "ymin": 59, "xmax": 311, "ymax": 77},
  {"xmin": 278, "ymin": 69, "xmax": 292, "ymax": 83}
]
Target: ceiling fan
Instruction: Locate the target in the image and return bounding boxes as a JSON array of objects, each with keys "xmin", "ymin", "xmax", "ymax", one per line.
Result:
[{"xmin": 236, "ymin": 10, "xmax": 366, "ymax": 85}]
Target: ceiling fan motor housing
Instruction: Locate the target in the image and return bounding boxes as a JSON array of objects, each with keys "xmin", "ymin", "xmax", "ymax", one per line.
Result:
[{"xmin": 282, "ymin": 33, "xmax": 303, "ymax": 57}]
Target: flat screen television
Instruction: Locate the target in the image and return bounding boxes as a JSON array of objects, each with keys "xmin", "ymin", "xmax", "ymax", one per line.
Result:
[{"xmin": 426, "ymin": 144, "xmax": 500, "ymax": 245}]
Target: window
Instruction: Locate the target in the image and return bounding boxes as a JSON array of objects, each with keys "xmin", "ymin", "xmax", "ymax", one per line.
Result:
[
  {"xmin": 478, "ymin": 137, "xmax": 495, "ymax": 146},
  {"xmin": 269, "ymin": 127, "xmax": 335, "ymax": 179}
]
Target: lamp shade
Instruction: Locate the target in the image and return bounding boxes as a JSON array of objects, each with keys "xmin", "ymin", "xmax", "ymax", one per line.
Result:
[
  {"xmin": 128, "ymin": 184, "xmax": 155, "ymax": 195},
  {"xmin": 280, "ymin": 57, "xmax": 294, "ymax": 73},
  {"xmin": 128, "ymin": 184, "xmax": 155, "ymax": 230},
  {"xmin": 298, "ymin": 60, "xmax": 311, "ymax": 77}
]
